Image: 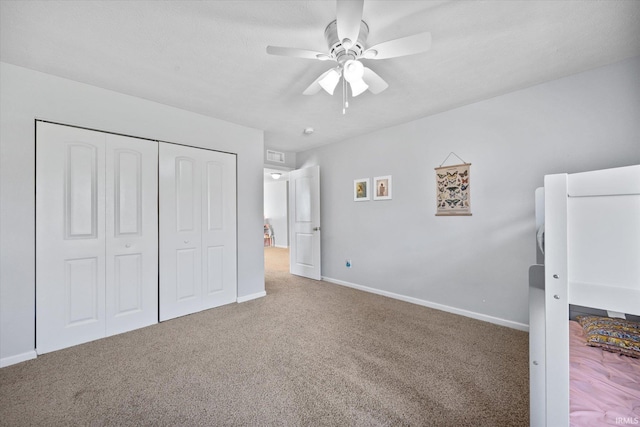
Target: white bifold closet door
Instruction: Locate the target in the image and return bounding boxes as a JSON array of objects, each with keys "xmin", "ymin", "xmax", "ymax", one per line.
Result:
[
  {"xmin": 36, "ymin": 122, "xmax": 158, "ymax": 354},
  {"xmin": 159, "ymin": 142, "xmax": 237, "ymax": 321}
]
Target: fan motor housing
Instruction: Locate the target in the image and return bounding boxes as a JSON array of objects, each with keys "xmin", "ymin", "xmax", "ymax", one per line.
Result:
[{"xmin": 324, "ymin": 19, "xmax": 369, "ymax": 64}]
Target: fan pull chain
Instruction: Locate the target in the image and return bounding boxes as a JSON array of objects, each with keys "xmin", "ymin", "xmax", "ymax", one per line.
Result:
[
  {"xmin": 342, "ymin": 77, "xmax": 347, "ymax": 115},
  {"xmin": 345, "ymin": 78, "xmax": 349, "ymax": 109}
]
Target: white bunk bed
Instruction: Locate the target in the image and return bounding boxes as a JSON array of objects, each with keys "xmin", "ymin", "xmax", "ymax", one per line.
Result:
[{"xmin": 529, "ymin": 165, "xmax": 640, "ymax": 427}]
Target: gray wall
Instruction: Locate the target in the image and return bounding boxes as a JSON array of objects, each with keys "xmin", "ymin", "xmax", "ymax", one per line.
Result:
[
  {"xmin": 0, "ymin": 62, "xmax": 265, "ymax": 365},
  {"xmin": 298, "ymin": 56, "xmax": 640, "ymax": 329}
]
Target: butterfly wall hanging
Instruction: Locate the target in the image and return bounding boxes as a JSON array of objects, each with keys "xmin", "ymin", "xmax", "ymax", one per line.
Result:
[{"xmin": 435, "ymin": 160, "xmax": 471, "ymax": 216}]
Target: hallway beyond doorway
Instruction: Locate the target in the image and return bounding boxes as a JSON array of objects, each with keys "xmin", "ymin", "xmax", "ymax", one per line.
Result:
[{"xmin": 264, "ymin": 246, "xmax": 289, "ymax": 273}]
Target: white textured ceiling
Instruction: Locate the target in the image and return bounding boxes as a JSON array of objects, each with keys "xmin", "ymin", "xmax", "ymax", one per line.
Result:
[{"xmin": 1, "ymin": 1, "xmax": 639, "ymax": 153}]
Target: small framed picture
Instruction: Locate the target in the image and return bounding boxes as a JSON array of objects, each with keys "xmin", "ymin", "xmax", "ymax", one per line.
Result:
[
  {"xmin": 354, "ymin": 178, "xmax": 370, "ymax": 201},
  {"xmin": 373, "ymin": 175, "xmax": 392, "ymax": 200}
]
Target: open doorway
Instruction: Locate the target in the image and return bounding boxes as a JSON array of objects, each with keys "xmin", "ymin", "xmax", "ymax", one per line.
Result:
[{"xmin": 264, "ymin": 168, "xmax": 290, "ymax": 272}]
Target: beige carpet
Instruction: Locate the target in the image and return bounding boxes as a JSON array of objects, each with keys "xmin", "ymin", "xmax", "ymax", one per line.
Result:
[{"xmin": 0, "ymin": 247, "xmax": 529, "ymax": 426}]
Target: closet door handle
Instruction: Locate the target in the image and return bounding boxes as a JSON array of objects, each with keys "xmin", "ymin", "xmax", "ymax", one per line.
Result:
[
  {"xmin": 125, "ymin": 243, "xmax": 131, "ymax": 248},
  {"xmin": 184, "ymin": 240, "xmax": 189, "ymax": 244},
  {"xmin": 313, "ymin": 227, "xmax": 321, "ymax": 231}
]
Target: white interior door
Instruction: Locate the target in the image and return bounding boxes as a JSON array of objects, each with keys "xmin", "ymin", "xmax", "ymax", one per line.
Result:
[
  {"xmin": 36, "ymin": 123, "xmax": 160, "ymax": 354},
  {"xmin": 288, "ymin": 166, "xmax": 321, "ymax": 280},
  {"xmin": 159, "ymin": 143, "xmax": 237, "ymax": 321},
  {"xmin": 105, "ymin": 134, "xmax": 158, "ymax": 336},
  {"xmin": 36, "ymin": 123, "xmax": 107, "ymax": 354},
  {"xmin": 201, "ymin": 153, "xmax": 237, "ymax": 309},
  {"xmin": 159, "ymin": 143, "xmax": 203, "ymax": 320}
]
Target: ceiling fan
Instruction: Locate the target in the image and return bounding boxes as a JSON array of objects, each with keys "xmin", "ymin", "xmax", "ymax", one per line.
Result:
[{"xmin": 266, "ymin": 0, "xmax": 431, "ymax": 111}]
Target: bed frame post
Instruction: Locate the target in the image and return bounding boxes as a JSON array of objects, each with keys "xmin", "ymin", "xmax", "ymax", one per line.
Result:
[
  {"xmin": 543, "ymin": 173, "xmax": 570, "ymax": 426},
  {"xmin": 529, "ymin": 187, "xmax": 546, "ymax": 427}
]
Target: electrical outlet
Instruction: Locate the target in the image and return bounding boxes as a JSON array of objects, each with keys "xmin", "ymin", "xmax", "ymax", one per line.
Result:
[{"xmin": 345, "ymin": 259, "xmax": 351, "ymax": 268}]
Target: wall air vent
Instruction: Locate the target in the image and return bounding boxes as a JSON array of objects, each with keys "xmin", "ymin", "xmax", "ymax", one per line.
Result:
[{"xmin": 266, "ymin": 150, "xmax": 285, "ymax": 163}]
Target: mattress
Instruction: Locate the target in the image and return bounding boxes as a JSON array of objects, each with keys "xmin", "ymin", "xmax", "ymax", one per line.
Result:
[{"xmin": 570, "ymin": 320, "xmax": 640, "ymax": 426}]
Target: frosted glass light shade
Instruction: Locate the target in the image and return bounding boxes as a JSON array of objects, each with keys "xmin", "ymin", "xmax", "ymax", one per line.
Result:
[
  {"xmin": 319, "ymin": 69, "xmax": 341, "ymax": 95},
  {"xmin": 343, "ymin": 60, "xmax": 368, "ymax": 97},
  {"xmin": 349, "ymin": 79, "xmax": 368, "ymax": 97},
  {"xmin": 343, "ymin": 60, "xmax": 364, "ymax": 82}
]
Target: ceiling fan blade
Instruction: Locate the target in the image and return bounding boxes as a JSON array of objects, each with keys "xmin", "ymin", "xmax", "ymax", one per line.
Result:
[
  {"xmin": 303, "ymin": 68, "xmax": 341, "ymax": 95},
  {"xmin": 362, "ymin": 67, "xmax": 389, "ymax": 94},
  {"xmin": 363, "ymin": 32, "xmax": 432, "ymax": 60},
  {"xmin": 267, "ymin": 46, "xmax": 332, "ymax": 61},
  {"xmin": 336, "ymin": 0, "xmax": 364, "ymax": 48}
]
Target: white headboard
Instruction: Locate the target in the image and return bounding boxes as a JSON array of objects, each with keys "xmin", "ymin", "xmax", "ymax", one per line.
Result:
[{"xmin": 565, "ymin": 165, "xmax": 640, "ymax": 315}]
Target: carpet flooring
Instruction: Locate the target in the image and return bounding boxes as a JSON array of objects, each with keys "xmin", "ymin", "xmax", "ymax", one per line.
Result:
[{"xmin": 0, "ymin": 247, "xmax": 529, "ymax": 426}]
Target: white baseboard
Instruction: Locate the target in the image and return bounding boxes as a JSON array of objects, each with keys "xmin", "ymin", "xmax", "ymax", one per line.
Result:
[
  {"xmin": 237, "ymin": 291, "xmax": 267, "ymax": 303},
  {"xmin": 1, "ymin": 350, "xmax": 37, "ymax": 368},
  {"xmin": 274, "ymin": 244, "xmax": 288, "ymax": 249},
  {"xmin": 322, "ymin": 276, "xmax": 529, "ymax": 332}
]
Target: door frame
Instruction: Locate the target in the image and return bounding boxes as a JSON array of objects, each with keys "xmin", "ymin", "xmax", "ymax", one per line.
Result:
[{"xmin": 263, "ymin": 167, "xmax": 292, "ymax": 249}]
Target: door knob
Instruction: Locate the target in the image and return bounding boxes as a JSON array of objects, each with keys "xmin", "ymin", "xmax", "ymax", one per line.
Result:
[
  {"xmin": 184, "ymin": 240, "xmax": 189, "ymax": 244},
  {"xmin": 125, "ymin": 243, "xmax": 131, "ymax": 248}
]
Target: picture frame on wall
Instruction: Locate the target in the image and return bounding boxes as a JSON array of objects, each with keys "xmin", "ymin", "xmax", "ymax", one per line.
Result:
[
  {"xmin": 373, "ymin": 175, "xmax": 392, "ymax": 200},
  {"xmin": 354, "ymin": 178, "xmax": 370, "ymax": 201}
]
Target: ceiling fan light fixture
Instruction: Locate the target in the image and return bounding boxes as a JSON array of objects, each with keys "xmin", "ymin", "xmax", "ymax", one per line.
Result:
[
  {"xmin": 349, "ymin": 78, "xmax": 369, "ymax": 97},
  {"xmin": 319, "ymin": 68, "xmax": 341, "ymax": 95},
  {"xmin": 343, "ymin": 59, "xmax": 364, "ymax": 82},
  {"xmin": 343, "ymin": 59, "xmax": 368, "ymax": 96}
]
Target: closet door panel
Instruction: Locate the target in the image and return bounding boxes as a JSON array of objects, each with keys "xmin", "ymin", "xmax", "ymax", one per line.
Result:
[
  {"xmin": 66, "ymin": 144, "xmax": 99, "ymax": 238},
  {"xmin": 113, "ymin": 254, "xmax": 142, "ymax": 312},
  {"xmin": 176, "ymin": 158, "xmax": 197, "ymax": 232},
  {"xmin": 176, "ymin": 248, "xmax": 199, "ymax": 300},
  {"xmin": 202, "ymin": 154, "xmax": 237, "ymax": 308},
  {"xmin": 65, "ymin": 257, "xmax": 101, "ymax": 325},
  {"xmin": 105, "ymin": 134, "xmax": 158, "ymax": 336},
  {"xmin": 36, "ymin": 122, "xmax": 106, "ymax": 354},
  {"xmin": 159, "ymin": 143, "xmax": 203, "ymax": 321},
  {"xmin": 205, "ymin": 246, "xmax": 224, "ymax": 294}
]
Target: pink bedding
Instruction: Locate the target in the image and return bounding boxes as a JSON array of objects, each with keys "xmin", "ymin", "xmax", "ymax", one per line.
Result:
[{"xmin": 570, "ymin": 320, "xmax": 640, "ymax": 426}]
